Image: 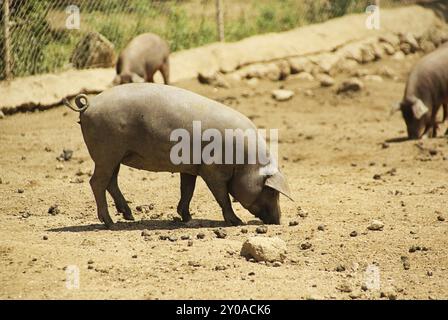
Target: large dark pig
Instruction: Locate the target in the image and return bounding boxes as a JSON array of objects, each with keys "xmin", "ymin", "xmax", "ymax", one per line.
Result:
[
  {"xmin": 63, "ymin": 84, "xmax": 291, "ymax": 228},
  {"xmin": 113, "ymin": 33, "xmax": 170, "ymax": 85},
  {"xmin": 393, "ymin": 44, "xmax": 448, "ymax": 139}
]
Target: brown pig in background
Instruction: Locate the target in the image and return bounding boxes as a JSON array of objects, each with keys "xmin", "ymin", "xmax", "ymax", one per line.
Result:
[{"xmin": 113, "ymin": 33, "xmax": 170, "ymax": 85}]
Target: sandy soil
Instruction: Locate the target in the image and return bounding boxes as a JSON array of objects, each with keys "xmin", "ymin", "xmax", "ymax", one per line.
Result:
[{"xmin": 0, "ymin": 53, "xmax": 447, "ymax": 300}]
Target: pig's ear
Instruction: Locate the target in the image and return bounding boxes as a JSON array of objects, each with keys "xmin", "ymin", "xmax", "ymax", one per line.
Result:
[
  {"xmin": 131, "ymin": 73, "xmax": 145, "ymax": 83},
  {"xmin": 412, "ymin": 99, "xmax": 429, "ymax": 119},
  {"xmin": 265, "ymin": 171, "xmax": 293, "ymax": 201}
]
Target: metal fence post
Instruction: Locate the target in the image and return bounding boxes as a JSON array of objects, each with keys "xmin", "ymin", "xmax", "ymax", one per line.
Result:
[
  {"xmin": 3, "ymin": 0, "xmax": 12, "ymax": 80},
  {"xmin": 216, "ymin": 0, "xmax": 224, "ymax": 42}
]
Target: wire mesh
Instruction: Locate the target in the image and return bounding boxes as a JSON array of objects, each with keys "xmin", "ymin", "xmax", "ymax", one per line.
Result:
[{"xmin": 0, "ymin": 0, "xmax": 412, "ymax": 80}]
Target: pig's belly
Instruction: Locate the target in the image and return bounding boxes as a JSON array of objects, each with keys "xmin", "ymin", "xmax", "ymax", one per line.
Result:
[{"xmin": 121, "ymin": 150, "xmax": 199, "ymax": 176}]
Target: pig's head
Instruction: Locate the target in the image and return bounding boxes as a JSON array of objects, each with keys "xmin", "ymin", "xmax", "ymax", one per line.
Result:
[
  {"xmin": 113, "ymin": 73, "xmax": 145, "ymax": 85},
  {"xmin": 230, "ymin": 167, "xmax": 292, "ymax": 225},
  {"xmin": 398, "ymin": 98, "xmax": 430, "ymax": 139}
]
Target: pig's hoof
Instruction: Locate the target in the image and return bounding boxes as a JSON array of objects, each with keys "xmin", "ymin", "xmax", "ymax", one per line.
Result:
[
  {"xmin": 225, "ymin": 215, "xmax": 244, "ymax": 226},
  {"xmin": 123, "ymin": 212, "xmax": 135, "ymax": 221},
  {"xmin": 177, "ymin": 206, "xmax": 192, "ymax": 223}
]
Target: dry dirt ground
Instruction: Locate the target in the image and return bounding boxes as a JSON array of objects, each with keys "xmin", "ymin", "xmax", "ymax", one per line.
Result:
[{"xmin": 1, "ymin": 53, "xmax": 447, "ymax": 300}]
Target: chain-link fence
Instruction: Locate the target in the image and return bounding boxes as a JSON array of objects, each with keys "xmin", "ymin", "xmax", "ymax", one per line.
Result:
[{"xmin": 0, "ymin": 0, "xmax": 411, "ymax": 80}]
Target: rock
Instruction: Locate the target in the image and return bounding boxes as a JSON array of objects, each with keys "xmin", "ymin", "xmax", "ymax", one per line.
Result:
[
  {"xmin": 141, "ymin": 230, "xmax": 151, "ymax": 237},
  {"xmin": 57, "ymin": 149, "xmax": 73, "ymax": 162},
  {"xmin": 71, "ymin": 31, "xmax": 116, "ymax": 69},
  {"xmin": 352, "ymin": 69, "xmax": 370, "ymax": 77},
  {"xmin": 381, "ymin": 287, "xmax": 397, "ymax": 300},
  {"xmin": 197, "ymin": 232, "xmax": 206, "ymax": 239},
  {"xmin": 0, "ymin": 111, "xmax": 4, "ymax": 119},
  {"xmin": 294, "ymin": 72, "xmax": 314, "ymax": 81},
  {"xmin": 17, "ymin": 188, "xmax": 24, "ymax": 194},
  {"xmin": 48, "ymin": 205, "xmax": 60, "ymax": 216},
  {"xmin": 256, "ymin": 226, "xmax": 268, "ymax": 234},
  {"xmin": 43, "ymin": 235, "xmax": 48, "ymax": 240},
  {"xmin": 289, "ymin": 220, "xmax": 299, "ymax": 227},
  {"xmin": 379, "ymin": 34, "xmax": 401, "ymax": 48},
  {"xmin": 335, "ymin": 59, "xmax": 358, "ymax": 73},
  {"xmin": 276, "ymin": 60, "xmax": 291, "ymax": 80},
  {"xmin": 337, "ymin": 282, "xmax": 352, "ymax": 293},
  {"xmin": 135, "ymin": 204, "xmax": 154, "ymax": 213},
  {"xmin": 272, "ymin": 261, "xmax": 282, "ymax": 267},
  {"xmin": 240, "ymin": 236, "xmax": 287, "ymax": 262},
  {"xmin": 187, "ymin": 240, "xmax": 193, "ymax": 247},
  {"xmin": 399, "ymin": 33, "xmax": 420, "ymax": 52},
  {"xmin": 335, "ymin": 265, "xmax": 346, "ymax": 272},
  {"xmin": 380, "ymin": 42, "xmax": 396, "ymax": 55},
  {"xmin": 198, "ymin": 71, "xmax": 230, "ymax": 88},
  {"xmin": 180, "ymin": 235, "xmax": 190, "ymax": 240},
  {"xmin": 364, "ymin": 75, "xmax": 383, "ymax": 82},
  {"xmin": 300, "ymin": 242, "xmax": 312, "ymax": 250},
  {"xmin": 336, "ymin": 78, "xmax": 364, "ymax": 94},
  {"xmin": 317, "ymin": 224, "xmax": 325, "ymax": 231},
  {"xmin": 312, "ymin": 53, "xmax": 340, "ymax": 74},
  {"xmin": 213, "ymin": 229, "xmax": 227, "ymax": 239},
  {"xmin": 350, "ymin": 231, "xmax": 358, "ymax": 237},
  {"xmin": 400, "ymin": 43, "xmax": 412, "ymax": 55},
  {"xmin": 373, "ymin": 174, "xmax": 381, "ymax": 180},
  {"xmin": 297, "ymin": 206, "xmax": 308, "ymax": 218},
  {"xmin": 437, "ymin": 215, "xmax": 445, "ymax": 222},
  {"xmin": 246, "ymin": 78, "xmax": 259, "ymax": 87},
  {"xmin": 317, "ymin": 74, "xmax": 335, "ymax": 87},
  {"xmin": 271, "ymin": 89, "xmax": 294, "ymax": 101},
  {"xmin": 401, "ymin": 256, "xmax": 411, "ymax": 270},
  {"xmin": 360, "ymin": 44, "xmax": 376, "ymax": 63},
  {"xmin": 392, "ymin": 51, "xmax": 405, "ymax": 61},
  {"xmin": 241, "ymin": 228, "xmax": 248, "ymax": 234},
  {"xmin": 377, "ymin": 66, "xmax": 396, "ymax": 79},
  {"xmin": 420, "ymin": 40, "xmax": 436, "ymax": 53},
  {"xmin": 288, "ymin": 57, "xmax": 314, "ymax": 74},
  {"xmin": 341, "ymin": 43, "xmax": 364, "ymax": 63},
  {"xmin": 427, "ymin": 270, "xmax": 433, "ymax": 277},
  {"xmin": 368, "ymin": 219, "xmax": 384, "ymax": 231}
]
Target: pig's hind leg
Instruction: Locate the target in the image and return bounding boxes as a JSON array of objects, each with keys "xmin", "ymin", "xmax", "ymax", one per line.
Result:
[
  {"xmin": 90, "ymin": 163, "xmax": 116, "ymax": 228},
  {"xmin": 107, "ymin": 165, "xmax": 134, "ymax": 221},
  {"xmin": 177, "ymin": 173, "xmax": 197, "ymax": 222},
  {"xmin": 160, "ymin": 59, "xmax": 170, "ymax": 85}
]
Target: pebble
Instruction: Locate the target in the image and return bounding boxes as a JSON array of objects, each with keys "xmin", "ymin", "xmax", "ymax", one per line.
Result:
[
  {"xmin": 317, "ymin": 74, "xmax": 335, "ymax": 87},
  {"xmin": 336, "ymin": 78, "xmax": 364, "ymax": 94},
  {"xmin": 300, "ymin": 242, "xmax": 312, "ymax": 250},
  {"xmin": 197, "ymin": 233, "xmax": 206, "ymax": 239},
  {"xmin": 437, "ymin": 215, "xmax": 445, "ymax": 222},
  {"xmin": 141, "ymin": 230, "xmax": 151, "ymax": 237},
  {"xmin": 272, "ymin": 261, "xmax": 282, "ymax": 267},
  {"xmin": 401, "ymin": 256, "xmax": 411, "ymax": 270},
  {"xmin": 17, "ymin": 189, "xmax": 24, "ymax": 194},
  {"xmin": 350, "ymin": 231, "xmax": 358, "ymax": 237},
  {"xmin": 48, "ymin": 205, "xmax": 60, "ymax": 216},
  {"xmin": 373, "ymin": 174, "xmax": 381, "ymax": 180},
  {"xmin": 368, "ymin": 220, "xmax": 384, "ymax": 231},
  {"xmin": 180, "ymin": 235, "xmax": 190, "ymax": 240},
  {"xmin": 213, "ymin": 229, "xmax": 227, "ymax": 239},
  {"xmin": 335, "ymin": 265, "xmax": 346, "ymax": 272},
  {"xmin": 297, "ymin": 206, "xmax": 308, "ymax": 218},
  {"xmin": 256, "ymin": 226, "xmax": 268, "ymax": 234},
  {"xmin": 42, "ymin": 235, "xmax": 48, "ymax": 240},
  {"xmin": 427, "ymin": 270, "xmax": 433, "ymax": 276},
  {"xmin": 317, "ymin": 224, "xmax": 325, "ymax": 231},
  {"xmin": 289, "ymin": 221, "xmax": 299, "ymax": 226},
  {"xmin": 271, "ymin": 89, "xmax": 294, "ymax": 101},
  {"xmin": 337, "ymin": 282, "xmax": 352, "ymax": 293},
  {"xmin": 0, "ymin": 111, "xmax": 4, "ymax": 119},
  {"xmin": 240, "ymin": 228, "xmax": 248, "ymax": 234},
  {"xmin": 187, "ymin": 240, "xmax": 194, "ymax": 247}
]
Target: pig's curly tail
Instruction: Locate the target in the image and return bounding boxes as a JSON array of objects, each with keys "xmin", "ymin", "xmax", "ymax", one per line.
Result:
[{"xmin": 62, "ymin": 94, "xmax": 89, "ymax": 113}]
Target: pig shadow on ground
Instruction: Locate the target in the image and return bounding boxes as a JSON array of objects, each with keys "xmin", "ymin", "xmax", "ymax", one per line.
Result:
[
  {"xmin": 47, "ymin": 218, "xmax": 264, "ymax": 233},
  {"xmin": 385, "ymin": 137, "xmax": 410, "ymax": 143}
]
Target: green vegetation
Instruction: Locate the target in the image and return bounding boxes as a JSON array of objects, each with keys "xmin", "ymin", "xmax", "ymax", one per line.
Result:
[{"xmin": 0, "ymin": 0, "xmax": 405, "ymax": 79}]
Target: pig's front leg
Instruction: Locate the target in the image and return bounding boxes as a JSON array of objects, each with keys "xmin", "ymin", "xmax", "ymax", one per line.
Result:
[
  {"xmin": 202, "ymin": 173, "xmax": 243, "ymax": 226},
  {"xmin": 107, "ymin": 165, "xmax": 134, "ymax": 221},
  {"xmin": 177, "ymin": 173, "xmax": 197, "ymax": 222}
]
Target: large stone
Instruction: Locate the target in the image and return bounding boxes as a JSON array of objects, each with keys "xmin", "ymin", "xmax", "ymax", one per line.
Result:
[
  {"xmin": 71, "ymin": 32, "xmax": 116, "ymax": 69},
  {"xmin": 288, "ymin": 57, "xmax": 314, "ymax": 74},
  {"xmin": 198, "ymin": 70, "xmax": 230, "ymax": 88},
  {"xmin": 399, "ymin": 32, "xmax": 420, "ymax": 53},
  {"xmin": 337, "ymin": 78, "xmax": 364, "ymax": 94},
  {"xmin": 240, "ymin": 236, "xmax": 287, "ymax": 262}
]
